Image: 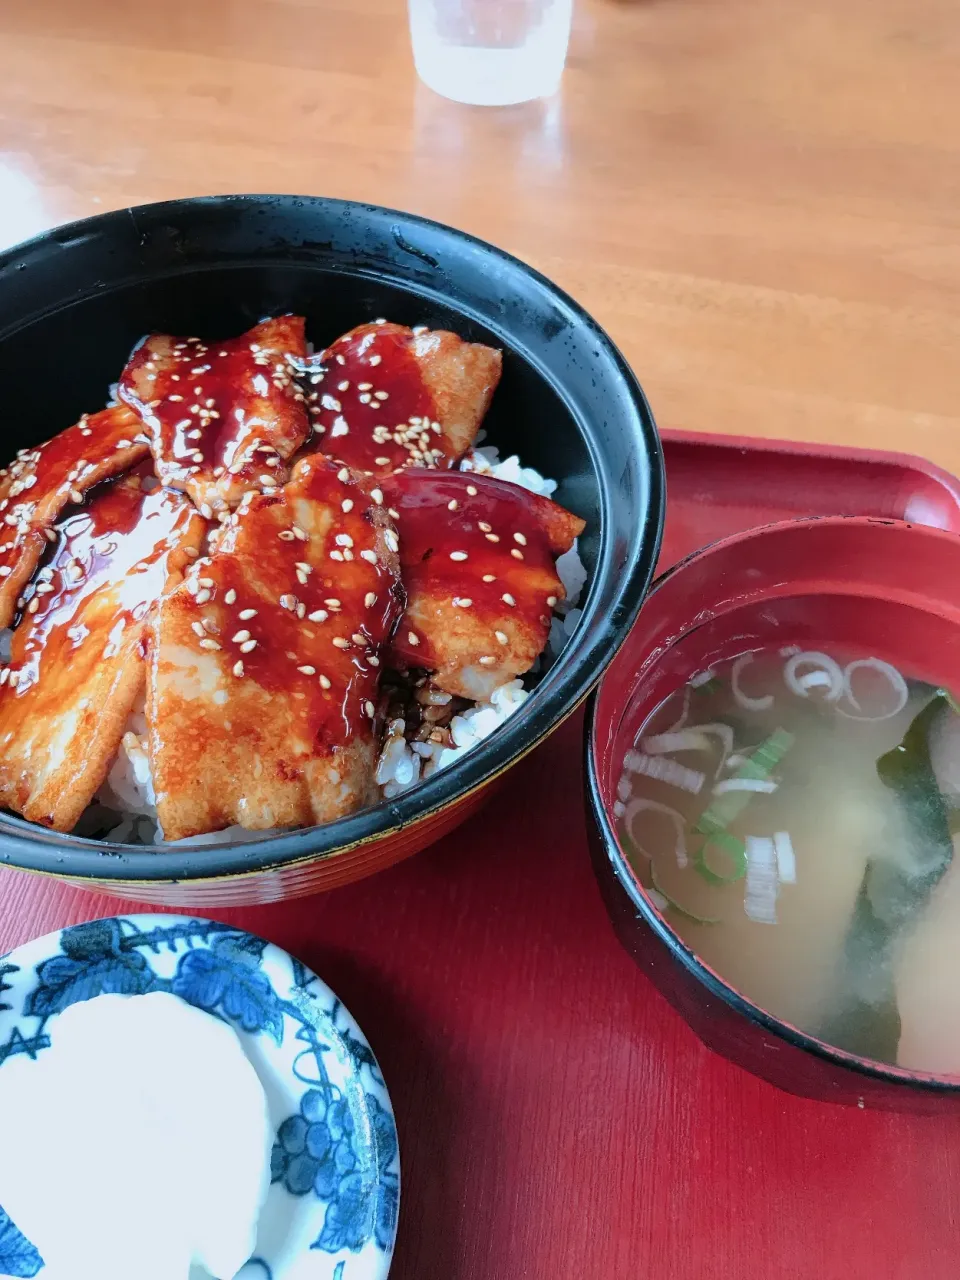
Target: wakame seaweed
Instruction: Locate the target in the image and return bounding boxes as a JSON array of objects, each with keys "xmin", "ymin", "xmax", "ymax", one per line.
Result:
[{"xmin": 820, "ymin": 692, "xmax": 955, "ymax": 1060}]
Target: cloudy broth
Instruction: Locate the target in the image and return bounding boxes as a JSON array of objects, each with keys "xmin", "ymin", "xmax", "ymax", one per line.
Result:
[{"xmin": 616, "ymin": 647, "xmax": 960, "ymax": 1072}]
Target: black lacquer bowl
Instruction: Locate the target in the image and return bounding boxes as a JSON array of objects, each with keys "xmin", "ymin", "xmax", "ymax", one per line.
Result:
[{"xmin": 0, "ymin": 195, "xmax": 664, "ymax": 905}]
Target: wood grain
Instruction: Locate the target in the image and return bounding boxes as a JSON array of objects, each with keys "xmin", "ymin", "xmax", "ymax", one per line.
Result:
[
  {"xmin": 0, "ymin": 0, "xmax": 959, "ymax": 462},
  {"xmin": 2, "ymin": 2, "xmax": 960, "ymax": 1278}
]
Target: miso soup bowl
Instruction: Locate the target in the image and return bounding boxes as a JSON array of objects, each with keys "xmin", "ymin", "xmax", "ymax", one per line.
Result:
[
  {"xmin": 0, "ymin": 195, "xmax": 664, "ymax": 907},
  {"xmin": 586, "ymin": 516, "xmax": 960, "ymax": 1112}
]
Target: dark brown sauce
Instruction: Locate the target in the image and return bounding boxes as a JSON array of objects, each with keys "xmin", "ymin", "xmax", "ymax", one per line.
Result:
[
  {"xmin": 8, "ymin": 463, "xmax": 197, "ymax": 697},
  {"xmin": 381, "ymin": 468, "xmax": 577, "ymax": 669},
  {"xmin": 306, "ymin": 323, "xmax": 445, "ymax": 476},
  {"xmin": 118, "ymin": 316, "xmax": 308, "ymax": 506},
  {"xmin": 0, "ymin": 404, "xmax": 147, "ymax": 586},
  {"xmin": 166, "ymin": 454, "xmax": 403, "ymax": 749}
]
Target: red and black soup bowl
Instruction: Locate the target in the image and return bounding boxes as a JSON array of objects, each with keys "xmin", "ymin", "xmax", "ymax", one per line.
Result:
[{"xmin": 586, "ymin": 516, "xmax": 960, "ymax": 1112}]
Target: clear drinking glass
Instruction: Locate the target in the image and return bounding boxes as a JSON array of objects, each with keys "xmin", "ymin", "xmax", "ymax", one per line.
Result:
[{"xmin": 408, "ymin": 0, "xmax": 574, "ymax": 107}]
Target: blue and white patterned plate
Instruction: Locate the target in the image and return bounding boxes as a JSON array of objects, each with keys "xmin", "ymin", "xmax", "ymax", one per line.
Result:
[{"xmin": 0, "ymin": 914, "xmax": 399, "ymax": 1280}]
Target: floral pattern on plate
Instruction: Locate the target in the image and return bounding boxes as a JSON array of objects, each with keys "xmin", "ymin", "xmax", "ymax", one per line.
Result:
[{"xmin": 0, "ymin": 914, "xmax": 399, "ymax": 1280}]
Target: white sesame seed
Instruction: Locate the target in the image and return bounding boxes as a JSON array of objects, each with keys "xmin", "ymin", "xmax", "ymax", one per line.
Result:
[
  {"xmin": 319, "ymin": 674, "xmax": 332, "ymax": 689},
  {"xmin": 485, "ymin": 533, "xmax": 500, "ymax": 543},
  {"xmin": 295, "ymin": 561, "xmax": 312, "ymax": 574},
  {"xmin": 502, "ymin": 593, "xmax": 516, "ymax": 606},
  {"xmin": 369, "ymin": 354, "xmax": 381, "ymax": 366},
  {"xmin": 358, "ymin": 393, "xmax": 371, "ymax": 405},
  {"xmin": 478, "ymin": 521, "xmax": 492, "ymax": 533},
  {"xmin": 341, "ymin": 499, "xmax": 354, "ymax": 513},
  {"xmin": 365, "ymin": 700, "xmax": 375, "ymax": 718},
  {"xmin": 466, "ymin": 485, "xmax": 478, "ymax": 496},
  {"xmin": 69, "ymin": 488, "xmax": 83, "ymax": 504},
  {"xmin": 511, "ymin": 548, "xmax": 525, "ymax": 560},
  {"xmin": 453, "ymin": 596, "xmax": 473, "ymax": 607},
  {"xmin": 198, "ymin": 577, "xmax": 214, "ymax": 588},
  {"xmin": 449, "ymin": 551, "xmax": 468, "ymax": 561},
  {"xmin": 338, "ymin": 380, "xmax": 350, "ymax": 391},
  {"xmin": 514, "ymin": 532, "xmax": 528, "ymax": 546},
  {"xmin": 479, "ymin": 655, "xmax": 496, "ymax": 665},
  {"xmin": 375, "ymin": 456, "xmax": 391, "ymax": 467},
  {"xmin": 447, "ymin": 500, "xmax": 458, "ymax": 512},
  {"xmin": 195, "ymin": 589, "xmax": 211, "ymax": 604},
  {"xmin": 357, "ymin": 382, "xmax": 372, "ymax": 391},
  {"xmin": 297, "ymin": 665, "xmax": 316, "ymax": 675},
  {"xmin": 335, "ymin": 534, "xmax": 353, "ymax": 548},
  {"xmin": 296, "ymin": 602, "xmax": 306, "ymax": 619},
  {"xmin": 364, "ymin": 592, "xmax": 377, "ymax": 608},
  {"xmin": 374, "ymin": 391, "xmax": 389, "ymax": 401},
  {"xmin": 408, "ymin": 631, "xmax": 420, "ymax": 646},
  {"xmin": 495, "ymin": 630, "xmax": 509, "ymax": 644},
  {"xmin": 239, "ymin": 639, "xmax": 258, "ymax": 653},
  {"xmin": 325, "ymin": 598, "xmax": 342, "ymax": 608},
  {"xmin": 298, "ymin": 567, "xmax": 311, "ymax": 580},
  {"xmin": 278, "ymin": 530, "xmax": 295, "ymax": 541},
  {"xmin": 368, "ymin": 655, "xmax": 380, "ymax": 667},
  {"xmin": 384, "ymin": 530, "xmax": 399, "ymax": 553},
  {"xmin": 337, "ymin": 468, "xmax": 350, "ymax": 482},
  {"xmin": 546, "ymin": 595, "xmax": 558, "ymax": 606},
  {"xmin": 482, "ymin": 574, "xmax": 496, "ymax": 583},
  {"xmin": 224, "ymin": 588, "xmax": 237, "ymax": 604},
  {"xmin": 350, "ymin": 632, "xmax": 366, "ymax": 647},
  {"xmin": 308, "ymin": 609, "xmax": 328, "ymax": 622},
  {"xmin": 199, "ymin": 638, "xmax": 221, "ymax": 650},
  {"xmin": 332, "ymin": 637, "xmax": 349, "ymax": 648},
  {"xmin": 191, "ymin": 622, "xmax": 206, "ymax": 637},
  {"xmin": 232, "ymin": 630, "xmax": 251, "ymax": 643},
  {"xmin": 239, "ymin": 608, "xmax": 258, "ymax": 620},
  {"xmin": 233, "ymin": 660, "xmax": 245, "ymax": 677},
  {"xmin": 292, "ymin": 525, "xmax": 309, "ymax": 541},
  {"xmin": 200, "ymin": 503, "xmax": 213, "ymax": 520},
  {"xmin": 371, "ymin": 488, "xmax": 383, "ymax": 505},
  {"xmin": 258, "ymin": 475, "xmax": 274, "ymax": 486},
  {"xmin": 359, "ymin": 549, "xmax": 378, "ymax": 565}
]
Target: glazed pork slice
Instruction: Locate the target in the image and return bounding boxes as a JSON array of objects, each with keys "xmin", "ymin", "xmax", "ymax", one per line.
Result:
[
  {"xmin": 307, "ymin": 322, "xmax": 502, "ymax": 476},
  {"xmin": 118, "ymin": 315, "xmax": 310, "ymax": 513},
  {"xmin": 148, "ymin": 454, "xmax": 403, "ymax": 841},
  {"xmin": 0, "ymin": 404, "xmax": 149, "ymax": 628},
  {"xmin": 382, "ymin": 469, "xmax": 585, "ymax": 700},
  {"xmin": 0, "ymin": 465, "xmax": 205, "ymax": 831}
]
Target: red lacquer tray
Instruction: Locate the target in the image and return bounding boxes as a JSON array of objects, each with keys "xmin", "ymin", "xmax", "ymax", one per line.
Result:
[{"xmin": 3, "ymin": 431, "xmax": 960, "ymax": 1280}]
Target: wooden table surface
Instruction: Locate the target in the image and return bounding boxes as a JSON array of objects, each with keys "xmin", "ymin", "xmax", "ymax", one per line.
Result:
[{"xmin": 2, "ymin": 2, "xmax": 960, "ymax": 1278}]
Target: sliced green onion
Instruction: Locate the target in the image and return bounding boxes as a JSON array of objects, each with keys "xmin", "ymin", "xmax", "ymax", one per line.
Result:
[
  {"xmin": 650, "ymin": 864, "xmax": 720, "ymax": 924},
  {"xmin": 695, "ymin": 727, "xmax": 794, "ymax": 834},
  {"xmin": 694, "ymin": 829, "xmax": 748, "ymax": 884}
]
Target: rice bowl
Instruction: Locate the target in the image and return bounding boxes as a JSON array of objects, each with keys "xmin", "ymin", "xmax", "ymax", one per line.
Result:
[{"xmin": 0, "ymin": 194, "xmax": 662, "ymax": 904}]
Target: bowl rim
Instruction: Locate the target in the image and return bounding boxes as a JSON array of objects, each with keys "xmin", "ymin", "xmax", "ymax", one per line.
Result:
[
  {"xmin": 585, "ymin": 513, "xmax": 960, "ymax": 1094},
  {"xmin": 0, "ymin": 194, "xmax": 665, "ymax": 881}
]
